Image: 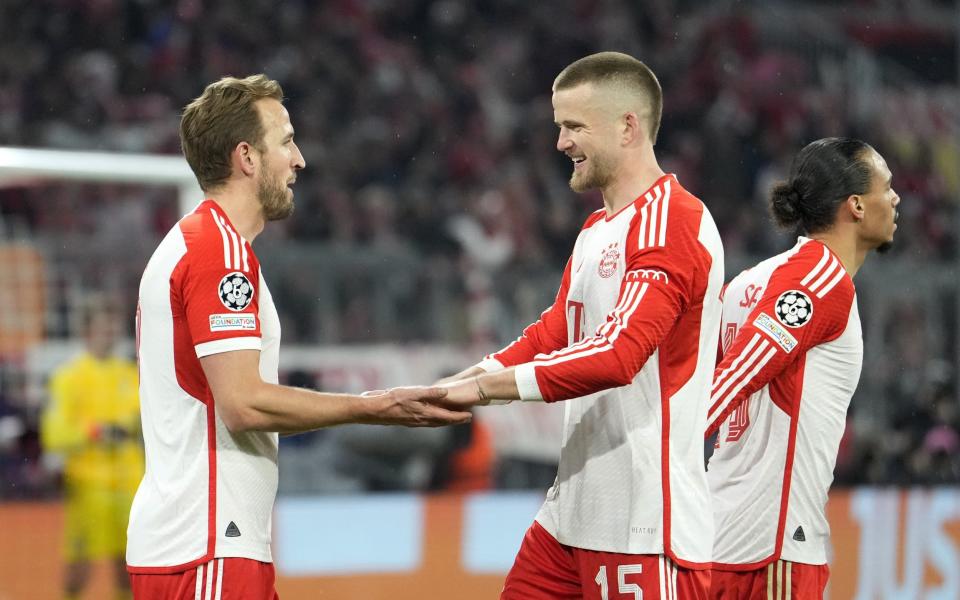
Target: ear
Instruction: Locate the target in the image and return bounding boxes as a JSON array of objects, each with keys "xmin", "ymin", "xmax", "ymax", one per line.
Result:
[
  {"xmin": 846, "ymin": 194, "xmax": 865, "ymax": 222},
  {"xmin": 621, "ymin": 112, "xmax": 643, "ymax": 146},
  {"xmin": 233, "ymin": 141, "xmax": 258, "ymax": 178}
]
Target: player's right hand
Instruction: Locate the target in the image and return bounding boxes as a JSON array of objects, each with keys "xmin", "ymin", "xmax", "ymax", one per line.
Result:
[{"xmin": 364, "ymin": 386, "xmax": 472, "ymax": 427}]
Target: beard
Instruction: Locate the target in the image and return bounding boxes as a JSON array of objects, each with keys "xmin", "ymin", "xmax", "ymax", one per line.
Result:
[
  {"xmin": 569, "ymin": 152, "xmax": 615, "ymax": 193},
  {"xmin": 258, "ymin": 171, "xmax": 294, "ymax": 221}
]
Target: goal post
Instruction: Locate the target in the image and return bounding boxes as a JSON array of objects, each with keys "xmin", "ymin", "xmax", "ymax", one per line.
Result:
[{"xmin": 0, "ymin": 146, "xmax": 202, "ymax": 214}]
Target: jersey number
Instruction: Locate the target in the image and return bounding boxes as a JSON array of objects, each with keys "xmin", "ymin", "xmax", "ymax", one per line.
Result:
[{"xmin": 595, "ymin": 564, "xmax": 643, "ymax": 600}]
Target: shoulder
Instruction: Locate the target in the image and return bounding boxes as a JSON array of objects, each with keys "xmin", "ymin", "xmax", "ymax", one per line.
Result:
[
  {"xmin": 581, "ymin": 209, "xmax": 607, "ymax": 230},
  {"xmin": 178, "ymin": 207, "xmax": 226, "ymax": 256},
  {"xmin": 178, "ymin": 205, "xmax": 258, "ymax": 275},
  {"xmin": 635, "ymin": 176, "xmax": 706, "ymax": 241},
  {"xmin": 775, "ymin": 240, "xmax": 853, "ymax": 301}
]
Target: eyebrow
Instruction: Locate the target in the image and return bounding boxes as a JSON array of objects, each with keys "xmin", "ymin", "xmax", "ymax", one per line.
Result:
[{"xmin": 556, "ymin": 119, "xmax": 585, "ymax": 129}]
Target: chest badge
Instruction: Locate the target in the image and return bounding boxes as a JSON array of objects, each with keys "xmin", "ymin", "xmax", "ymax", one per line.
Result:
[{"xmin": 598, "ymin": 243, "xmax": 620, "ymax": 279}]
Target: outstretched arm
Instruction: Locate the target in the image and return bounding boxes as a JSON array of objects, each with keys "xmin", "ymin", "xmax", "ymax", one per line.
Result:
[{"xmin": 202, "ymin": 350, "xmax": 472, "ymax": 433}]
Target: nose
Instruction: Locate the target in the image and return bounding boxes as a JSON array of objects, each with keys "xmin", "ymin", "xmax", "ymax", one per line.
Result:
[
  {"xmin": 557, "ymin": 129, "xmax": 572, "ymax": 153},
  {"xmin": 292, "ymin": 142, "xmax": 306, "ymax": 170}
]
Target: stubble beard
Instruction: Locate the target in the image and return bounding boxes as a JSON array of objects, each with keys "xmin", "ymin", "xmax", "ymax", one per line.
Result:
[
  {"xmin": 569, "ymin": 153, "xmax": 614, "ymax": 193},
  {"xmin": 258, "ymin": 172, "xmax": 295, "ymax": 221}
]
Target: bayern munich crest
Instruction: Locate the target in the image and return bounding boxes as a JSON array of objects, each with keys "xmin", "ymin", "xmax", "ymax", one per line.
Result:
[
  {"xmin": 598, "ymin": 243, "xmax": 620, "ymax": 278},
  {"xmin": 774, "ymin": 289, "xmax": 813, "ymax": 328},
  {"xmin": 218, "ymin": 272, "xmax": 254, "ymax": 311}
]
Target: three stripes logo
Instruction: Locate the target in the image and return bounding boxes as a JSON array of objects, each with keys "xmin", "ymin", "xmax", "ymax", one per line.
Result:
[{"xmin": 792, "ymin": 526, "xmax": 806, "ymax": 542}]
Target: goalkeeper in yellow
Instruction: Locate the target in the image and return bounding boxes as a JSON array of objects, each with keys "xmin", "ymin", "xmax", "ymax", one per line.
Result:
[{"xmin": 41, "ymin": 307, "xmax": 143, "ymax": 600}]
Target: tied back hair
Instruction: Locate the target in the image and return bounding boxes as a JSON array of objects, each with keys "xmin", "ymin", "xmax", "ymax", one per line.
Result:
[{"xmin": 770, "ymin": 137, "xmax": 874, "ymax": 236}]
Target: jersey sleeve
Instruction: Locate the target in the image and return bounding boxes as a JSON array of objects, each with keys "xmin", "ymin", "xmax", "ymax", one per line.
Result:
[
  {"xmin": 176, "ymin": 220, "xmax": 262, "ymax": 358},
  {"xmin": 477, "ymin": 257, "xmax": 572, "ymax": 371},
  {"xmin": 705, "ymin": 247, "xmax": 855, "ymax": 436},
  {"xmin": 513, "ymin": 203, "xmax": 706, "ymax": 402}
]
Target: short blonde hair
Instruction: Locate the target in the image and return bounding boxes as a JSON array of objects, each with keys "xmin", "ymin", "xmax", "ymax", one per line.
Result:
[
  {"xmin": 180, "ymin": 74, "xmax": 283, "ymax": 191},
  {"xmin": 554, "ymin": 52, "xmax": 662, "ymax": 143}
]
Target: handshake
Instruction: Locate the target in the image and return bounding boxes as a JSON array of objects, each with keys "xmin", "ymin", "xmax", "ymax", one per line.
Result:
[{"xmin": 358, "ymin": 367, "xmax": 516, "ymax": 428}]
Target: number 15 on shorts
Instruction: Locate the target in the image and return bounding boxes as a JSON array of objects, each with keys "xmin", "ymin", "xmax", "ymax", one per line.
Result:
[{"xmin": 594, "ymin": 564, "xmax": 643, "ymax": 600}]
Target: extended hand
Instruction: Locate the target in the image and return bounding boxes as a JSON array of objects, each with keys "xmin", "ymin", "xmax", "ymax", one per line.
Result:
[{"xmin": 363, "ymin": 386, "xmax": 472, "ymax": 427}]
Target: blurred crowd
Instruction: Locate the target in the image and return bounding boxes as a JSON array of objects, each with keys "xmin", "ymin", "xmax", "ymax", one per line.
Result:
[{"xmin": 1, "ymin": 0, "xmax": 958, "ymax": 497}]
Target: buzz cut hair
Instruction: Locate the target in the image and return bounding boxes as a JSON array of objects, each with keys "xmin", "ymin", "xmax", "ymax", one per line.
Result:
[{"xmin": 553, "ymin": 52, "xmax": 662, "ymax": 144}]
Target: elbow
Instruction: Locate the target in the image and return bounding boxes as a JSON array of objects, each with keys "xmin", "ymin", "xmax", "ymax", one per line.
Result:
[
  {"xmin": 214, "ymin": 392, "xmax": 263, "ymax": 433},
  {"xmin": 606, "ymin": 353, "xmax": 640, "ymax": 388}
]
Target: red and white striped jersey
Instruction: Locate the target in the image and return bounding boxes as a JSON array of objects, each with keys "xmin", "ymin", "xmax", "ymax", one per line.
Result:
[
  {"xmin": 478, "ymin": 174, "xmax": 724, "ymax": 566},
  {"xmin": 127, "ymin": 200, "xmax": 281, "ymax": 573},
  {"xmin": 706, "ymin": 237, "xmax": 862, "ymax": 569}
]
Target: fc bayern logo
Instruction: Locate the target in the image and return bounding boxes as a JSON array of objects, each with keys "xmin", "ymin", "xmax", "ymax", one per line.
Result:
[
  {"xmin": 775, "ymin": 290, "xmax": 813, "ymax": 328},
  {"xmin": 218, "ymin": 272, "xmax": 254, "ymax": 311},
  {"xmin": 598, "ymin": 243, "xmax": 620, "ymax": 278}
]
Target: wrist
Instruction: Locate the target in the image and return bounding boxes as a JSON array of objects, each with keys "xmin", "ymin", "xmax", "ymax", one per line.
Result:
[{"xmin": 474, "ymin": 376, "xmax": 490, "ymax": 406}]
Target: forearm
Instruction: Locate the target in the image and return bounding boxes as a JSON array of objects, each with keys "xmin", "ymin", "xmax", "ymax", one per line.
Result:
[
  {"xmin": 435, "ymin": 365, "xmax": 487, "ymax": 386},
  {"xmin": 441, "ymin": 368, "xmax": 525, "ymax": 406},
  {"xmin": 225, "ymin": 381, "xmax": 376, "ymax": 434}
]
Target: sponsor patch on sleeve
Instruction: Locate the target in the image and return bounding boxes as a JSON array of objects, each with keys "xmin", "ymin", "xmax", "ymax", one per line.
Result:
[
  {"xmin": 753, "ymin": 312, "xmax": 798, "ymax": 353},
  {"xmin": 625, "ymin": 268, "xmax": 670, "ymax": 285},
  {"xmin": 209, "ymin": 313, "xmax": 257, "ymax": 332}
]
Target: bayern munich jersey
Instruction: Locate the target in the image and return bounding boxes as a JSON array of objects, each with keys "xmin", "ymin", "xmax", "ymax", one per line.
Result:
[
  {"xmin": 478, "ymin": 174, "xmax": 724, "ymax": 566},
  {"xmin": 127, "ymin": 200, "xmax": 281, "ymax": 572},
  {"xmin": 706, "ymin": 237, "xmax": 862, "ymax": 569}
]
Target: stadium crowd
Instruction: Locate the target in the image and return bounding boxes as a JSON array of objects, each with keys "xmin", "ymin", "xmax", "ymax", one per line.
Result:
[{"xmin": 0, "ymin": 0, "xmax": 958, "ymax": 497}]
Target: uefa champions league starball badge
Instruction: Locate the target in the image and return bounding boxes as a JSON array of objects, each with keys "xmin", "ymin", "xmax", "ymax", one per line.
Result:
[
  {"xmin": 774, "ymin": 290, "xmax": 812, "ymax": 328},
  {"xmin": 218, "ymin": 272, "xmax": 254, "ymax": 311}
]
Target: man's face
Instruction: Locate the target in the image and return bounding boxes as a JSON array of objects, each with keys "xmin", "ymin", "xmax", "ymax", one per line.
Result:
[
  {"xmin": 552, "ymin": 84, "xmax": 619, "ymax": 193},
  {"xmin": 253, "ymin": 99, "xmax": 305, "ymax": 221},
  {"xmin": 858, "ymin": 149, "xmax": 900, "ymax": 253}
]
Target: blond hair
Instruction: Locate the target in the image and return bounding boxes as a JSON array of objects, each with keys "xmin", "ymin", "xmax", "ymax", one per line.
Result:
[{"xmin": 554, "ymin": 52, "xmax": 662, "ymax": 144}]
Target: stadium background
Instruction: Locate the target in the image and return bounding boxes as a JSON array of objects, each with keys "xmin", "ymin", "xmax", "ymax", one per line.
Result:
[{"xmin": 0, "ymin": 0, "xmax": 958, "ymax": 598}]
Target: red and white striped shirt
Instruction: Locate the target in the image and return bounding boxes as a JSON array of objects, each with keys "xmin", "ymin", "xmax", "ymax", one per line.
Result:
[
  {"xmin": 706, "ymin": 237, "xmax": 862, "ymax": 569},
  {"xmin": 479, "ymin": 174, "xmax": 724, "ymax": 566},
  {"xmin": 127, "ymin": 200, "xmax": 281, "ymax": 572}
]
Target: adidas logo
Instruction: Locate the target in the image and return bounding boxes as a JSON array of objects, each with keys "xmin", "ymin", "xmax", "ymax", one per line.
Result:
[
  {"xmin": 225, "ymin": 521, "xmax": 241, "ymax": 538},
  {"xmin": 792, "ymin": 526, "xmax": 805, "ymax": 542}
]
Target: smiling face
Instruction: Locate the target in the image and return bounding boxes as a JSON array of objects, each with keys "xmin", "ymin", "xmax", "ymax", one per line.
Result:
[
  {"xmin": 253, "ymin": 98, "xmax": 305, "ymax": 221},
  {"xmin": 857, "ymin": 148, "xmax": 900, "ymax": 253},
  {"xmin": 552, "ymin": 83, "xmax": 621, "ymax": 193}
]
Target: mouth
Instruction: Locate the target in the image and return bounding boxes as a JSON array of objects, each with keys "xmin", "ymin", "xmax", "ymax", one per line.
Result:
[{"xmin": 570, "ymin": 156, "xmax": 586, "ymax": 171}]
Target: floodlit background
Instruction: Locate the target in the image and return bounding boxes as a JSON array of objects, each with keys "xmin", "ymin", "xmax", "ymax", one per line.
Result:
[{"xmin": 0, "ymin": 1, "xmax": 958, "ymax": 598}]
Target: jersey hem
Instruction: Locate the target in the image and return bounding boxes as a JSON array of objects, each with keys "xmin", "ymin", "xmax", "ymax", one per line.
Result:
[{"xmin": 126, "ymin": 553, "xmax": 214, "ymax": 574}]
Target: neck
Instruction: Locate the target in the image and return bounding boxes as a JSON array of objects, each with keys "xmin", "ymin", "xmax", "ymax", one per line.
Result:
[
  {"xmin": 808, "ymin": 227, "xmax": 868, "ymax": 277},
  {"xmin": 601, "ymin": 150, "xmax": 665, "ymax": 216},
  {"xmin": 207, "ymin": 184, "xmax": 265, "ymax": 242}
]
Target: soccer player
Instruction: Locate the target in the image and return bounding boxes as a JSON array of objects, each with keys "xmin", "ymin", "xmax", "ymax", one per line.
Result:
[
  {"xmin": 705, "ymin": 138, "xmax": 900, "ymax": 599},
  {"xmin": 439, "ymin": 52, "xmax": 724, "ymax": 598},
  {"xmin": 126, "ymin": 75, "xmax": 471, "ymax": 599},
  {"xmin": 42, "ymin": 306, "xmax": 143, "ymax": 600}
]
